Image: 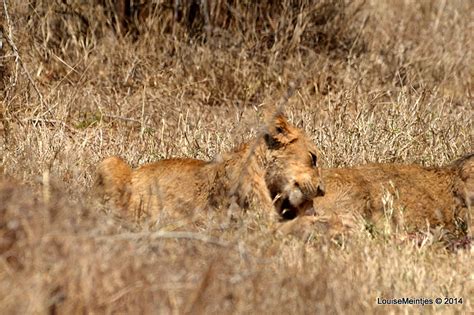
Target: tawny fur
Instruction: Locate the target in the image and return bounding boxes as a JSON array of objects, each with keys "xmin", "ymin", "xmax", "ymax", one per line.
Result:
[
  {"xmin": 95, "ymin": 114, "xmax": 325, "ymax": 221},
  {"xmin": 312, "ymin": 153, "xmax": 473, "ymax": 236}
]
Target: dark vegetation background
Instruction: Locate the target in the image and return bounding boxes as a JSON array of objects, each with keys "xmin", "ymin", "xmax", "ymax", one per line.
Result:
[{"xmin": 0, "ymin": 0, "xmax": 472, "ymax": 313}]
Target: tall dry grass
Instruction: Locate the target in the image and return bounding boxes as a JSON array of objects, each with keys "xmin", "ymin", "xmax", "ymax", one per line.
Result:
[{"xmin": 1, "ymin": 0, "xmax": 473, "ymax": 313}]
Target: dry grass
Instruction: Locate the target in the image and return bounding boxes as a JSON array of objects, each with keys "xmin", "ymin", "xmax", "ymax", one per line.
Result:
[{"xmin": 1, "ymin": 0, "xmax": 473, "ymax": 313}]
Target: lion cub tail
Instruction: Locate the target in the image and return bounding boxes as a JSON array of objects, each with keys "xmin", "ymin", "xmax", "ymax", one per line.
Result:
[{"xmin": 94, "ymin": 156, "xmax": 133, "ymax": 208}]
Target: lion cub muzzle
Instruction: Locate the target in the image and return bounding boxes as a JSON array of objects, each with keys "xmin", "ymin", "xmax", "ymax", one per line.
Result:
[{"xmin": 276, "ymin": 178, "xmax": 325, "ymax": 220}]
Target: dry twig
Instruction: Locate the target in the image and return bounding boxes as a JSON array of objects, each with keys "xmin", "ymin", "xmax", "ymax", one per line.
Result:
[{"xmin": 95, "ymin": 230, "xmax": 229, "ymax": 247}]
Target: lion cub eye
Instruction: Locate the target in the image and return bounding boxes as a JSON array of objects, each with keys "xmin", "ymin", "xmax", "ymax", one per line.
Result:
[{"xmin": 310, "ymin": 152, "xmax": 318, "ymax": 167}]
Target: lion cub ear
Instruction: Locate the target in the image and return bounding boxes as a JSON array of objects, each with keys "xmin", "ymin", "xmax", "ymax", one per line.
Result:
[{"xmin": 264, "ymin": 114, "xmax": 297, "ymax": 149}]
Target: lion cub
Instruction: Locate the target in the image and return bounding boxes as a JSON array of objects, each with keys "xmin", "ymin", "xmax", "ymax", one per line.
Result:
[
  {"xmin": 313, "ymin": 153, "xmax": 473, "ymax": 237},
  {"xmin": 96, "ymin": 113, "xmax": 325, "ymax": 221}
]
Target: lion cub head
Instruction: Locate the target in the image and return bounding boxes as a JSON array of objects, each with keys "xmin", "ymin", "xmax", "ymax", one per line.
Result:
[{"xmin": 263, "ymin": 114, "xmax": 325, "ymax": 219}]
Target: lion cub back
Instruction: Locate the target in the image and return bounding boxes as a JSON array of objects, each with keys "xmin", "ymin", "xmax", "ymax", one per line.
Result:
[
  {"xmin": 314, "ymin": 158, "xmax": 471, "ymax": 236},
  {"xmin": 95, "ymin": 157, "xmax": 216, "ymax": 220},
  {"xmin": 127, "ymin": 159, "xmax": 213, "ymax": 218}
]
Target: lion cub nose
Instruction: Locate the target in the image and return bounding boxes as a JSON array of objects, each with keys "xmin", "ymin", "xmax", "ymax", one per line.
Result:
[{"xmin": 316, "ymin": 182, "xmax": 325, "ymax": 197}]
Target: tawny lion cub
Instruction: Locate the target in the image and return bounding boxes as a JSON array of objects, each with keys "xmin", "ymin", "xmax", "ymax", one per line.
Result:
[
  {"xmin": 96, "ymin": 113, "xmax": 325, "ymax": 221},
  {"xmin": 313, "ymin": 153, "xmax": 473, "ymax": 236}
]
